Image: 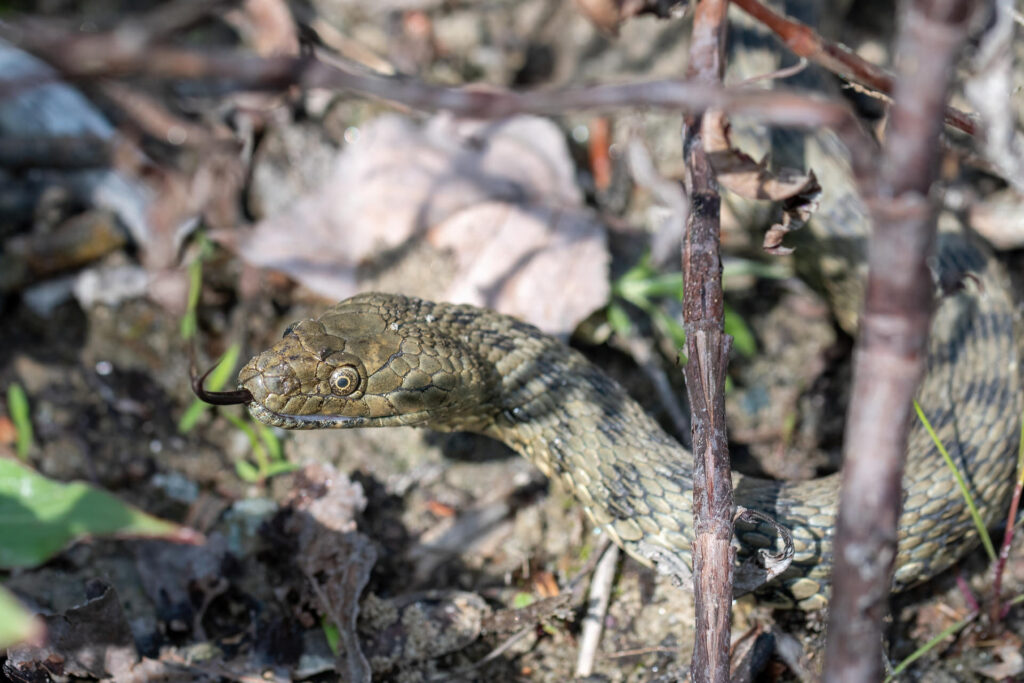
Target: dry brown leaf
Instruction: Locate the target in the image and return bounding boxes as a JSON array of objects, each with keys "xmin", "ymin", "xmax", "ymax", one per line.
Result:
[
  {"xmin": 975, "ymin": 639, "xmax": 1024, "ymax": 680},
  {"xmin": 430, "ymin": 202, "xmax": 609, "ymax": 335},
  {"xmin": 6, "ymin": 581, "xmax": 138, "ymax": 680},
  {"xmin": 965, "ymin": 0, "xmax": 1024, "ymax": 193},
  {"xmin": 703, "ymin": 111, "xmax": 821, "ymax": 255},
  {"xmin": 968, "ymin": 188, "xmax": 1024, "ymax": 250},
  {"xmin": 572, "ymin": 0, "xmax": 688, "ymax": 34},
  {"xmin": 236, "ymin": 113, "xmax": 609, "ymax": 337},
  {"xmin": 226, "ymin": 0, "xmax": 300, "ymax": 57},
  {"xmin": 284, "ymin": 463, "xmax": 376, "ymax": 683}
]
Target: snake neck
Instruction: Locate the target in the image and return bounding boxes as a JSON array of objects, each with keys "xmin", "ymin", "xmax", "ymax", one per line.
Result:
[{"xmin": 446, "ymin": 313, "xmax": 702, "ymax": 567}]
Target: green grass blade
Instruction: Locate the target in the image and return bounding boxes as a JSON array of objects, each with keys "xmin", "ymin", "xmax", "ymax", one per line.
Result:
[
  {"xmin": 914, "ymin": 400, "xmax": 996, "ymax": 561},
  {"xmin": 223, "ymin": 412, "xmax": 268, "ymax": 479},
  {"xmin": 883, "ymin": 611, "xmax": 975, "ymax": 682},
  {"xmin": 6, "ymin": 383, "xmax": 32, "ymax": 461},
  {"xmin": 180, "ymin": 233, "xmax": 213, "ymax": 341},
  {"xmin": 256, "ymin": 423, "xmax": 283, "ymax": 462}
]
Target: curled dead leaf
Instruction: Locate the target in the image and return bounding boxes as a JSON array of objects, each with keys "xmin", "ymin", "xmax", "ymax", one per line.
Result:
[{"xmin": 703, "ymin": 111, "xmax": 821, "ymax": 255}]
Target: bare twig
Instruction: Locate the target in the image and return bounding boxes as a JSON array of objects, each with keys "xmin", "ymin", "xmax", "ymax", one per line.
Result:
[
  {"xmin": 0, "ymin": 24, "xmax": 879, "ymax": 176},
  {"xmin": 823, "ymin": 0, "xmax": 974, "ymax": 680},
  {"xmin": 575, "ymin": 543, "xmax": 620, "ymax": 677},
  {"xmin": 681, "ymin": 1, "xmax": 732, "ymax": 682},
  {"xmin": 731, "ymin": 0, "xmax": 976, "ymax": 136}
]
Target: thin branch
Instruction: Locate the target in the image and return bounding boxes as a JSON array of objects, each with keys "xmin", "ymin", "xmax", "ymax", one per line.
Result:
[
  {"xmin": 823, "ymin": 0, "xmax": 974, "ymax": 680},
  {"xmin": 682, "ymin": 1, "xmax": 732, "ymax": 682},
  {"xmin": 731, "ymin": 0, "xmax": 976, "ymax": 136},
  {"xmin": 0, "ymin": 24, "xmax": 878, "ymax": 182}
]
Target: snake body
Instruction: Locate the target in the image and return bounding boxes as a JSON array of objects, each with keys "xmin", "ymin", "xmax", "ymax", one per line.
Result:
[{"xmin": 235, "ymin": 223, "xmax": 1021, "ymax": 608}]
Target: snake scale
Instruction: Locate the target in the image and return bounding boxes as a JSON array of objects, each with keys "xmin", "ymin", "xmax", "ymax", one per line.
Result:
[{"xmin": 198, "ymin": 215, "xmax": 1021, "ymax": 608}]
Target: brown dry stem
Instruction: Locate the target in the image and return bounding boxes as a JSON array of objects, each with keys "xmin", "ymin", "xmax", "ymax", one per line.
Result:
[
  {"xmin": 730, "ymin": 0, "xmax": 976, "ymax": 136},
  {"xmin": 681, "ymin": 1, "xmax": 732, "ymax": 681},
  {"xmin": 823, "ymin": 0, "xmax": 974, "ymax": 680}
]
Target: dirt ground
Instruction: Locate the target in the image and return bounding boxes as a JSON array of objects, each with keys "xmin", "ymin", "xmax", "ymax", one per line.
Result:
[{"xmin": 2, "ymin": 1, "xmax": 1024, "ymax": 681}]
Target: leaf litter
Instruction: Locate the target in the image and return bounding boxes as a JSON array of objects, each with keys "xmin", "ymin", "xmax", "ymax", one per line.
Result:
[{"xmin": 232, "ymin": 113, "xmax": 610, "ymax": 337}]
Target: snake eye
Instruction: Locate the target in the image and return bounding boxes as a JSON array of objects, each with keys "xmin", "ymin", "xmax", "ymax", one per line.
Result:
[{"xmin": 329, "ymin": 365, "xmax": 361, "ymax": 396}]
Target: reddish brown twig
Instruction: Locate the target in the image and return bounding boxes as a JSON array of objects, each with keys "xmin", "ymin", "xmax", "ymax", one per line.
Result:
[
  {"xmin": 823, "ymin": 0, "xmax": 975, "ymax": 680},
  {"xmin": 993, "ymin": 451, "xmax": 1024, "ymax": 621},
  {"xmin": 681, "ymin": 1, "xmax": 732, "ymax": 681},
  {"xmin": 731, "ymin": 0, "xmax": 976, "ymax": 136}
]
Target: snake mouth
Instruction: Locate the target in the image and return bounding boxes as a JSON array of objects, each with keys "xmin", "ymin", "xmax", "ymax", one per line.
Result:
[
  {"xmin": 191, "ymin": 362, "xmax": 254, "ymax": 405},
  {"xmin": 247, "ymin": 401, "xmax": 436, "ymax": 430}
]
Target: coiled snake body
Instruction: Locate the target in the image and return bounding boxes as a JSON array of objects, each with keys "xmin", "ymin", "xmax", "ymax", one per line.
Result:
[{"xmin": 211, "ymin": 219, "xmax": 1020, "ymax": 608}]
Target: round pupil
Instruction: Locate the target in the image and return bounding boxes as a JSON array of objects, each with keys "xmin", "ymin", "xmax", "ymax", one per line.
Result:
[{"xmin": 335, "ymin": 375, "xmax": 349, "ymax": 389}]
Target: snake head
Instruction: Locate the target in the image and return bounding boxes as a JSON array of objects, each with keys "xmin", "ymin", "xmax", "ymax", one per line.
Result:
[{"xmin": 238, "ymin": 293, "xmax": 502, "ymax": 431}]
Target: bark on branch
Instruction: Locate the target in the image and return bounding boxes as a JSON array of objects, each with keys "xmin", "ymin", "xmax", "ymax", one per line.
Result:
[
  {"xmin": 823, "ymin": 0, "xmax": 975, "ymax": 680},
  {"xmin": 681, "ymin": 1, "xmax": 732, "ymax": 681}
]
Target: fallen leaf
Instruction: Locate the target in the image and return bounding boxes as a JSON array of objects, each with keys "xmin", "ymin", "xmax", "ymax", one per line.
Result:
[
  {"xmin": 703, "ymin": 111, "xmax": 821, "ymax": 255},
  {"xmin": 5, "ymin": 580, "xmax": 138, "ymax": 679},
  {"xmin": 430, "ymin": 201, "xmax": 610, "ymax": 335},
  {"xmin": 284, "ymin": 463, "xmax": 376, "ymax": 683},
  {"xmin": 134, "ymin": 534, "xmax": 229, "ymax": 640},
  {"xmin": 359, "ymin": 591, "xmax": 489, "ymax": 673},
  {"xmin": 964, "ymin": 1, "xmax": 1024, "ymax": 193},
  {"xmin": 968, "ymin": 188, "xmax": 1024, "ymax": 250},
  {"xmin": 234, "ymin": 113, "xmax": 609, "ymax": 337},
  {"xmin": 975, "ymin": 642, "xmax": 1024, "ymax": 680}
]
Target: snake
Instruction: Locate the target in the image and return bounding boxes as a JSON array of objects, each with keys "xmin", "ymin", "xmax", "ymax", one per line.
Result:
[
  {"xmin": 191, "ymin": 8, "xmax": 1022, "ymax": 609},
  {"xmin": 194, "ymin": 217, "xmax": 1022, "ymax": 609}
]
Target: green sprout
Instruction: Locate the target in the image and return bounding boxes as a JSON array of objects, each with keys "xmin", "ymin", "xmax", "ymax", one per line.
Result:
[
  {"xmin": 610, "ymin": 255, "xmax": 773, "ymax": 360},
  {"xmin": 6, "ymin": 383, "xmax": 32, "ymax": 461}
]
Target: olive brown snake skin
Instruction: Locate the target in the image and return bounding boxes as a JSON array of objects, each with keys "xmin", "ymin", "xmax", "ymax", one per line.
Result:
[
  {"xmin": 196, "ymin": 218, "xmax": 1022, "ymax": 609},
  {"xmin": 191, "ymin": 18, "xmax": 1023, "ymax": 607}
]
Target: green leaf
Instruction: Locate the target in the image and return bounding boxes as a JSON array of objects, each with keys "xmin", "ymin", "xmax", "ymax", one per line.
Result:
[
  {"xmin": 651, "ymin": 307, "xmax": 687, "ymax": 350},
  {"xmin": 234, "ymin": 460, "xmax": 261, "ymax": 483},
  {"xmin": 6, "ymin": 383, "xmax": 33, "ymax": 461},
  {"xmin": 0, "ymin": 585, "xmax": 41, "ymax": 649},
  {"xmin": 723, "ymin": 304, "xmax": 757, "ymax": 357},
  {"xmin": 321, "ymin": 616, "xmax": 340, "ymax": 655},
  {"xmin": 0, "ymin": 459, "xmax": 198, "ymax": 569},
  {"xmin": 512, "ymin": 592, "xmax": 535, "ymax": 609},
  {"xmin": 264, "ymin": 461, "xmax": 300, "ymax": 477},
  {"xmin": 606, "ymin": 302, "xmax": 633, "ymax": 336}
]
